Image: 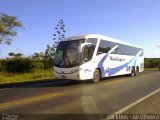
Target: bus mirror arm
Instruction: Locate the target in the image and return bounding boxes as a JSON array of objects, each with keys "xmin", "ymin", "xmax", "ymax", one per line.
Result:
[
  {"xmin": 79, "ymin": 43, "xmax": 92, "ymax": 52},
  {"xmin": 108, "ymin": 45, "xmax": 119, "ymax": 54}
]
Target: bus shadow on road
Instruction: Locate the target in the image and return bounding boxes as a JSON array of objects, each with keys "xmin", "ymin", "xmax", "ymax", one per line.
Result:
[
  {"xmin": 145, "ymin": 69, "xmax": 160, "ymax": 71},
  {"xmin": 0, "ymin": 79, "xmax": 91, "ymax": 89}
]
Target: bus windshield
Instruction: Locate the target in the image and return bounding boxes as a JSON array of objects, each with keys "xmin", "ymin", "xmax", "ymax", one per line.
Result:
[{"xmin": 54, "ymin": 39, "xmax": 84, "ymax": 68}]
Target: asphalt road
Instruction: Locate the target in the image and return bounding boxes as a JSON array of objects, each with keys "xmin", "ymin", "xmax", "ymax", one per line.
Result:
[{"xmin": 0, "ymin": 71, "xmax": 160, "ymax": 120}]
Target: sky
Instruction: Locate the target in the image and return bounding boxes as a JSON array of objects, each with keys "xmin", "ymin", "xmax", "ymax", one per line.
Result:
[{"xmin": 0, "ymin": 0, "xmax": 160, "ymax": 58}]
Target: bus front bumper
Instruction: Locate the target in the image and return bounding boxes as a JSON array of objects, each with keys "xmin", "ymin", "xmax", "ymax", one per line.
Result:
[{"xmin": 54, "ymin": 69, "xmax": 94, "ymax": 80}]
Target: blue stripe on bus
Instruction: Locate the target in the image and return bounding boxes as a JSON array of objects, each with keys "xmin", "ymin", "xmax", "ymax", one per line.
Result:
[{"xmin": 97, "ymin": 54, "xmax": 136, "ymax": 77}]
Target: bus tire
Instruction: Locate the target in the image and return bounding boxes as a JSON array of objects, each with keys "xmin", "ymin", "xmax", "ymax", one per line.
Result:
[
  {"xmin": 135, "ymin": 66, "xmax": 139, "ymax": 76},
  {"xmin": 130, "ymin": 67, "xmax": 135, "ymax": 77},
  {"xmin": 92, "ymin": 69, "xmax": 101, "ymax": 83}
]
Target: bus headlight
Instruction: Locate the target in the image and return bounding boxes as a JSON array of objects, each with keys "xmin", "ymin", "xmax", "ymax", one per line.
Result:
[{"xmin": 70, "ymin": 68, "xmax": 82, "ymax": 73}]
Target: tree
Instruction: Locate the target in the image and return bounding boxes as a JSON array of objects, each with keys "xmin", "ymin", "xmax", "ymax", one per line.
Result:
[
  {"xmin": 31, "ymin": 52, "xmax": 44, "ymax": 60},
  {"xmin": 53, "ymin": 19, "xmax": 66, "ymax": 47},
  {"xmin": 28, "ymin": 52, "xmax": 45, "ymax": 70},
  {"xmin": 8, "ymin": 52, "xmax": 16, "ymax": 57},
  {"xmin": 52, "ymin": 19, "xmax": 66, "ymax": 57},
  {"xmin": 8, "ymin": 52, "xmax": 23, "ymax": 58},
  {"xmin": 45, "ymin": 45, "xmax": 55, "ymax": 58},
  {"xmin": 0, "ymin": 13, "xmax": 23, "ymax": 45},
  {"xmin": 16, "ymin": 53, "xmax": 23, "ymax": 57},
  {"xmin": 43, "ymin": 19, "xmax": 66, "ymax": 69},
  {"xmin": 44, "ymin": 45, "xmax": 54, "ymax": 69}
]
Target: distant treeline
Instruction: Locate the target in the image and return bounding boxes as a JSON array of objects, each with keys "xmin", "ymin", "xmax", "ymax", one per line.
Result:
[
  {"xmin": 144, "ymin": 58, "xmax": 160, "ymax": 68},
  {"xmin": 0, "ymin": 57, "xmax": 159, "ymax": 73}
]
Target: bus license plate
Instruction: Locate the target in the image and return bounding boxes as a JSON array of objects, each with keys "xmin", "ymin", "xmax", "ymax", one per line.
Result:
[{"xmin": 61, "ymin": 75, "xmax": 66, "ymax": 79}]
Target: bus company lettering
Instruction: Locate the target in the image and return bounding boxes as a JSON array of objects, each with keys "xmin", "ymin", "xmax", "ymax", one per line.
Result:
[{"xmin": 109, "ymin": 56, "xmax": 125, "ymax": 62}]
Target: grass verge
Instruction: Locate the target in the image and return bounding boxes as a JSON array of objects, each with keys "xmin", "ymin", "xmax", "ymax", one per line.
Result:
[
  {"xmin": 0, "ymin": 69, "xmax": 54, "ymax": 84},
  {"xmin": 144, "ymin": 68, "xmax": 159, "ymax": 71}
]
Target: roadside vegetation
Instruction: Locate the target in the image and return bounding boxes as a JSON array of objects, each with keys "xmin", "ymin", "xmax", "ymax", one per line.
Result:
[
  {"xmin": 0, "ymin": 55, "xmax": 54, "ymax": 84},
  {"xmin": 144, "ymin": 58, "xmax": 160, "ymax": 70},
  {"xmin": 0, "ymin": 57, "xmax": 159, "ymax": 84},
  {"xmin": 0, "ymin": 69, "xmax": 53, "ymax": 84}
]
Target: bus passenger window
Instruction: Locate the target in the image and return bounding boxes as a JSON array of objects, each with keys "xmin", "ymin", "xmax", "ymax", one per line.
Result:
[{"xmin": 97, "ymin": 40, "xmax": 115, "ymax": 55}]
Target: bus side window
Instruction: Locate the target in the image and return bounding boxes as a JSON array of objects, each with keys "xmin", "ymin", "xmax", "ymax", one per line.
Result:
[
  {"xmin": 111, "ymin": 47, "xmax": 119, "ymax": 54},
  {"xmin": 97, "ymin": 40, "xmax": 114, "ymax": 55}
]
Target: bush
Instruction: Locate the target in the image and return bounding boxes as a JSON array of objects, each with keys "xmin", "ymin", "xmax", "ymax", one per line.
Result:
[
  {"xmin": 144, "ymin": 58, "xmax": 160, "ymax": 68},
  {"xmin": 31, "ymin": 60, "xmax": 44, "ymax": 70},
  {"xmin": 0, "ymin": 59, "xmax": 6, "ymax": 72},
  {"xmin": 0, "ymin": 58, "xmax": 33, "ymax": 73},
  {"xmin": 0, "ymin": 56, "xmax": 53, "ymax": 73},
  {"xmin": 43, "ymin": 58, "xmax": 54, "ymax": 69}
]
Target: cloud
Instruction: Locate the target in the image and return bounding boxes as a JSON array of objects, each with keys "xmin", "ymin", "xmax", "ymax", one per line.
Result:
[{"xmin": 158, "ymin": 43, "xmax": 160, "ymax": 48}]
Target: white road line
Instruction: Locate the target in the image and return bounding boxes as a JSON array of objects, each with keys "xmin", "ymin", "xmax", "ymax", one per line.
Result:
[
  {"xmin": 81, "ymin": 96, "xmax": 101, "ymax": 114},
  {"xmin": 103, "ymin": 88, "xmax": 160, "ymax": 120},
  {"xmin": 81, "ymin": 96, "xmax": 102, "ymax": 120}
]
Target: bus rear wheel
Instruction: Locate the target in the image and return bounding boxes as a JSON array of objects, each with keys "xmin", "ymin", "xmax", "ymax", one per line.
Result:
[
  {"xmin": 92, "ymin": 69, "xmax": 101, "ymax": 83},
  {"xmin": 135, "ymin": 67, "xmax": 139, "ymax": 76}
]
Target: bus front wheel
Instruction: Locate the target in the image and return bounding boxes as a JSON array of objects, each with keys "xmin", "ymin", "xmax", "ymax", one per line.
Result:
[
  {"xmin": 130, "ymin": 67, "xmax": 135, "ymax": 77},
  {"xmin": 92, "ymin": 69, "xmax": 101, "ymax": 83}
]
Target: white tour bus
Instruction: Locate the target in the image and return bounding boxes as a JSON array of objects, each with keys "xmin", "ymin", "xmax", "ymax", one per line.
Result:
[{"xmin": 54, "ymin": 34, "xmax": 144, "ymax": 82}]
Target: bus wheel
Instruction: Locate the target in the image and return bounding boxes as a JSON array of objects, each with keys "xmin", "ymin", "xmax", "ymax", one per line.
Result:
[
  {"xmin": 130, "ymin": 67, "xmax": 135, "ymax": 77},
  {"xmin": 135, "ymin": 67, "xmax": 139, "ymax": 76},
  {"xmin": 93, "ymin": 69, "xmax": 101, "ymax": 83}
]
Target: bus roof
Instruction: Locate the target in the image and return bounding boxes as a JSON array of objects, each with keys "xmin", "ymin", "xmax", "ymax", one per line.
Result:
[{"xmin": 62, "ymin": 34, "xmax": 143, "ymax": 49}]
